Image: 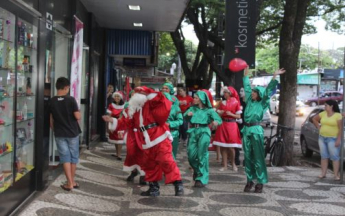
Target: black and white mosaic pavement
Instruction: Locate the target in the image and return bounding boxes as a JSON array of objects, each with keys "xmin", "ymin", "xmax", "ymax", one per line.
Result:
[{"xmin": 18, "ymin": 142, "xmax": 345, "ymax": 216}]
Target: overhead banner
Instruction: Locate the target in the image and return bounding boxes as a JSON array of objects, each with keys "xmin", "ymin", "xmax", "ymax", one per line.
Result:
[
  {"xmin": 70, "ymin": 16, "xmax": 84, "ymax": 108},
  {"xmin": 224, "ymin": 0, "xmax": 256, "ymax": 69}
]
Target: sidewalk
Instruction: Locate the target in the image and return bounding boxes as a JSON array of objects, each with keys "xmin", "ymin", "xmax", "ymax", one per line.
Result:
[{"xmin": 17, "ymin": 142, "xmax": 345, "ymax": 216}]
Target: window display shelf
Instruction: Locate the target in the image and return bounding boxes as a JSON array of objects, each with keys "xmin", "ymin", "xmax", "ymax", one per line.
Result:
[
  {"xmin": 16, "ymin": 117, "xmax": 34, "ymax": 123},
  {"xmin": 0, "ymin": 150, "xmax": 12, "ymax": 158},
  {"xmin": 0, "ymin": 37, "xmax": 13, "ymax": 44},
  {"xmin": 0, "ymin": 174, "xmax": 13, "ymax": 193},
  {"xmin": 0, "ymin": 122, "xmax": 14, "ymax": 128},
  {"xmin": 15, "ymin": 165, "xmax": 34, "ymax": 182}
]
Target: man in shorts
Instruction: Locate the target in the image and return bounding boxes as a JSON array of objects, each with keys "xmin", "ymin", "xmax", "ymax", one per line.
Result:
[{"xmin": 50, "ymin": 77, "xmax": 81, "ymax": 191}]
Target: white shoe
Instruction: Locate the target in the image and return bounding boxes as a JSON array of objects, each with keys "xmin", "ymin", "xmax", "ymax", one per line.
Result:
[
  {"xmin": 219, "ymin": 167, "xmax": 227, "ymax": 171},
  {"xmin": 233, "ymin": 166, "xmax": 238, "ymax": 172}
]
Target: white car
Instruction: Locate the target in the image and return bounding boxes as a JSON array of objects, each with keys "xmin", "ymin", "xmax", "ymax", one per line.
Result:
[{"xmin": 270, "ymin": 94, "xmax": 306, "ymax": 116}]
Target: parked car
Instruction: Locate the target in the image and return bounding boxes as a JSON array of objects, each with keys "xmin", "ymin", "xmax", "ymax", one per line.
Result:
[
  {"xmin": 269, "ymin": 94, "xmax": 306, "ymax": 116},
  {"xmin": 300, "ymin": 108, "xmax": 345, "ymax": 160},
  {"xmin": 305, "ymin": 91, "xmax": 343, "ymax": 107}
]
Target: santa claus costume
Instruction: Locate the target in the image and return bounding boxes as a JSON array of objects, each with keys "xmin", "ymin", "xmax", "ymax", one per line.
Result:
[
  {"xmin": 121, "ymin": 90, "xmax": 146, "ymax": 185},
  {"xmin": 106, "ymin": 91, "xmax": 125, "ymax": 160},
  {"xmin": 213, "ymin": 86, "xmax": 242, "ymax": 171},
  {"xmin": 103, "ymin": 86, "xmax": 184, "ymax": 197}
]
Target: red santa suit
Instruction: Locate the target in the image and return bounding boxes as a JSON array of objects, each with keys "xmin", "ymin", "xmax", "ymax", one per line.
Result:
[
  {"xmin": 107, "ymin": 101, "xmax": 125, "ymax": 145},
  {"xmin": 120, "ymin": 107, "xmax": 146, "ymax": 176},
  {"xmin": 213, "ymin": 86, "xmax": 242, "ymax": 148},
  {"xmin": 109, "ymin": 87, "xmax": 181, "ymax": 184}
]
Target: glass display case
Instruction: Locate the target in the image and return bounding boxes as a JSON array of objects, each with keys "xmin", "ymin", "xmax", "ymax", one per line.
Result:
[{"xmin": 0, "ymin": 6, "xmax": 37, "ymax": 193}]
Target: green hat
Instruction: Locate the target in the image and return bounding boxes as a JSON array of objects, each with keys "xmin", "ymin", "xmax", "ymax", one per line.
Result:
[
  {"xmin": 195, "ymin": 91, "xmax": 212, "ymax": 108},
  {"xmin": 252, "ymin": 86, "xmax": 265, "ymax": 100},
  {"xmin": 162, "ymin": 83, "xmax": 175, "ymax": 95}
]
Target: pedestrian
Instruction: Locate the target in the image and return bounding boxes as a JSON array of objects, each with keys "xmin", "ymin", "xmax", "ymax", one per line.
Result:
[
  {"xmin": 213, "ymin": 86, "xmax": 242, "ymax": 172},
  {"xmin": 312, "ymin": 99, "xmax": 342, "ymax": 180},
  {"xmin": 161, "ymin": 83, "xmax": 183, "ymax": 159},
  {"xmin": 184, "ymin": 90, "xmax": 222, "ymax": 188},
  {"xmin": 242, "ymin": 67, "xmax": 285, "ymax": 193},
  {"xmin": 176, "ymin": 87, "xmax": 193, "ymax": 147},
  {"xmin": 106, "ymin": 84, "xmax": 114, "ymax": 106},
  {"xmin": 121, "ymin": 91, "xmax": 146, "ymax": 185},
  {"xmin": 106, "ymin": 91, "xmax": 125, "ymax": 160},
  {"xmin": 50, "ymin": 77, "xmax": 81, "ymax": 191},
  {"xmin": 237, "ymin": 87, "xmax": 246, "ymax": 166},
  {"xmin": 103, "ymin": 86, "xmax": 184, "ymax": 196}
]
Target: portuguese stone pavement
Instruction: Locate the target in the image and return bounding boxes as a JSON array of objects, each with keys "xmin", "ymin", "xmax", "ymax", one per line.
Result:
[{"xmin": 17, "ymin": 142, "xmax": 345, "ymax": 216}]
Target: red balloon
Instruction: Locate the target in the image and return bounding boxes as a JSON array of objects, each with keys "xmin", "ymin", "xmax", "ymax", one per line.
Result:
[{"xmin": 228, "ymin": 58, "xmax": 248, "ymax": 72}]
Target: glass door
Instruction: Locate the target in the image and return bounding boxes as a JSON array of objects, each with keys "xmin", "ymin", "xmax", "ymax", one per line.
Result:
[
  {"xmin": 80, "ymin": 47, "xmax": 89, "ymax": 146},
  {"xmin": 14, "ymin": 17, "xmax": 37, "ymax": 182},
  {"xmin": 0, "ymin": 6, "xmax": 15, "ymax": 194}
]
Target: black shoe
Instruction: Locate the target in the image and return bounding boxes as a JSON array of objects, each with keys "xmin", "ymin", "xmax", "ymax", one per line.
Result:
[
  {"xmin": 126, "ymin": 171, "xmax": 138, "ymax": 182},
  {"xmin": 174, "ymin": 180, "xmax": 184, "ymax": 196},
  {"xmin": 139, "ymin": 176, "xmax": 147, "ymax": 185},
  {"xmin": 244, "ymin": 181, "xmax": 254, "ymax": 192},
  {"xmin": 140, "ymin": 182, "xmax": 160, "ymax": 197},
  {"xmin": 194, "ymin": 180, "xmax": 204, "ymax": 188},
  {"xmin": 254, "ymin": 184, "xmax": 263, "ymax": 193}
]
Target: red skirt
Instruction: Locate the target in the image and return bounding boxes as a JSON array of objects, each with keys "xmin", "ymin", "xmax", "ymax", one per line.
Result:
[{"xmin": 213, "ymin": 122, "xmax": 242, "ymax": 148}]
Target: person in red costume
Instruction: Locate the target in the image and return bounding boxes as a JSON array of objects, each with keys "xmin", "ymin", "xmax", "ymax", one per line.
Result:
[
  {"xmin": 176, "ymin": 87, "xmax": 193, "ymax": 146},
  {"xmin": 213, "ymin": 86, "xmax": 242, "ymax": 172},
  {"xmin": 106, "ymin": 91, "xmax": 125, "ymax": 160},
  {"xmin": 102, "ymin": 86, "xmax": 184, "ymax": 197}
]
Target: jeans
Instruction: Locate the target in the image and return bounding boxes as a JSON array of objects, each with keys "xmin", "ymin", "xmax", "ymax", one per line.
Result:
[
  {"xmin": 179, "ymin": 117, "xmax": 189, "ymax": 141},
  {"xmin": 318, "ymin": 135, "xmax": 340, "ymax": 161},
  {"xmin": 56, "ymin": 136, "xmax": 80, "ymax": 164}
]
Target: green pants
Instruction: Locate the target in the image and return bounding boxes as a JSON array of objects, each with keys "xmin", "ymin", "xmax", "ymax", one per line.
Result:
[
  {"xmin": 172, "ymin": 136, "xmax": 179, "ymax": 160},
  {"xmin": 187, "ymin": 129, "xmax": 210, "ymax": 185},
  {"xmin": 243, "ymin": 133, "xmax": 268, "ymax": 184}
]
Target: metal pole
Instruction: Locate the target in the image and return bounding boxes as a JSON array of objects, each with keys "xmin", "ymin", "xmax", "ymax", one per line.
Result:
[
  {"xmin": 340, "ymin": 46, "xmax": 345, "ymax": 183},
  {"xmin": 216, "ymin": 0, "xmax": 224, "ymax": 100},
  {"xmin": 318, "ymin": 42, "xmax": 320, "ymax": 106}
]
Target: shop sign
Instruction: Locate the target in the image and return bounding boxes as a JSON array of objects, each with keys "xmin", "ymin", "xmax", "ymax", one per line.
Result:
[
  {"xmin": 224, "ymin": 0, "xmax": 256, "ymax": 68},
  {"xmin": 297, "ymin": 74, "xmax": 319, "ymax": 85},
  {"xmin": 141, "ymin": 77, "xmax": 166, "ymax": 83},
  {"xmin": 70, "ymin": 16, "xmax": 84, "ymax": 108},
  {"xmin": 46, "ymin": 12, "xmax": 53, "ymax": 30}
]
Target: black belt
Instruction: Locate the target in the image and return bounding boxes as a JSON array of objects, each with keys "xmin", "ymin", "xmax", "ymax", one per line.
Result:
[
  {"xmin": 170, "ymin": 128, "xmax": 178, "ymax": 131},
  {"xmin": 223, "ymin": 119, "xmax": 237, "ymax": 122},
  {"xmin": 137, "ymin": 123, "xmax": 158, "ymax": 132},
  {"xmin": 244, "ymin": 122, "xmax": 261, "ymax": 127},
  {"xmin": 190, "ymin": 124, "xmax": 208, "ymax": 128}
]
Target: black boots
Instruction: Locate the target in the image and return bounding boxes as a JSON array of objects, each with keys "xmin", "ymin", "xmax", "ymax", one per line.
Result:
[
  {"xmin": 254, "ymin": 184, "xmax": 263, "ymax": 193},
  {"xmin": 174, "ymin": 180, "xmax": 184, "ymax": 196},
  {"xmin": 194, "ymin": 180, "xmax": 204, "ymax": 188},
  {"xmin": 141, "ymin": 182, "xmax": 160, "ymax": 197},
  {"xmin": 139, "ymin": 176, "xmax": 147, "ymax": 185},
  {"xmin": 126, "ymin": 171, "xmax": 138, "ymax": 182},
  {"xmin": 243, "ymin": 181, "xmax": 254, "ymax": 192}
]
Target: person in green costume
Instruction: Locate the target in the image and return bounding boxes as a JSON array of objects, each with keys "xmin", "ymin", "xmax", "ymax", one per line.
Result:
[
  {"xmin": 242, "ymin": 67, "xmax": 285, "ymax": 193},
  {"xmin": 161, "ymin": 83, "xmax": 183, "ymax": 159},
  {"xmin": 184, "ymin": 90, "xmax": 222, "ymax": 187}
]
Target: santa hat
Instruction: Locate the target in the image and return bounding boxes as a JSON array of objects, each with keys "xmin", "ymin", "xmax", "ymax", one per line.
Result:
[
  {"xmin": 222, "ymin": 86, "xmax": 240, "ymax": 104},
  {"xmin": 112, "ymin": 91, "xmax": 124, "ymax": 100}
]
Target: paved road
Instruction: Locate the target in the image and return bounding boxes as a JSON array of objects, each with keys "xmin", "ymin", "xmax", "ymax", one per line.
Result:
[{"xmin": 17, "ymin": 142, "xmax": 345, "ymax": 216}]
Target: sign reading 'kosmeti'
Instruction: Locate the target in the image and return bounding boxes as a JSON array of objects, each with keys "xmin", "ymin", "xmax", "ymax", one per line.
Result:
[{"xmin": 224, "ymin": 0, "xmax": 256, "ymax": 69}]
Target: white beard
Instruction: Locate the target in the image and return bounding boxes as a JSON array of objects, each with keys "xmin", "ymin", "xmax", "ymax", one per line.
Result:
[{"xmin": 128, "ymin": 93, "xmax": 148, "ymax": 119}]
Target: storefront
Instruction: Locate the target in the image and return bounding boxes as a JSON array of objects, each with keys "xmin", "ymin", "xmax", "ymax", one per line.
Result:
[
  {"xmin": 0, "ymin": 1, "xmax": 41, "ymax": 215},
  {"xmin": 0, "ymin": 0, "xmax": 105, "ymax": 215}
]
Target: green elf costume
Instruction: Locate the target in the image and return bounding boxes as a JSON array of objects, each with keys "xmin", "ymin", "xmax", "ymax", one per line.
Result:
[
  {"xmin": 242, "ymin": 71, "xmax": 280, "ymax": 193},
  {"xmin": 162, "ymin": 91, "xmax": 183, "ymax": 159},
  {"xmin": 184, "ymin": 91, "xmax": 222, "ymax": 187}
]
